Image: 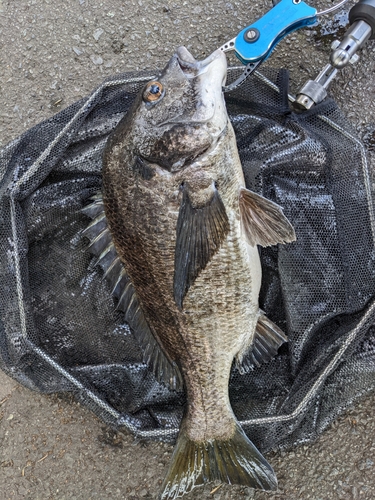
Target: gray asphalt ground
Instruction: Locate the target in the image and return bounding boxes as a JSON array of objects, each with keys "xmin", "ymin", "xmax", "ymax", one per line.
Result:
[{"xmin": 0, "ymin": 1, "xmax": 375, "ymax": 499}]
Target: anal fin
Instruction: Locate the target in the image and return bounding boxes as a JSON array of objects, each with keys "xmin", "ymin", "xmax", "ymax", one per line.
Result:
[
  {"xmin": 81, "ymin": 193, "xmax": 183, "ymax": 391},
  {"xmin": 236, "ymin": 311, "xmax": 287, "ymax": 374}
]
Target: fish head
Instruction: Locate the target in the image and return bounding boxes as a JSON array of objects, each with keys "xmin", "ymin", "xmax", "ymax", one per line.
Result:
[{"xmin": 124, "ymin": 47, "xmax": 228, "ymax": 172}]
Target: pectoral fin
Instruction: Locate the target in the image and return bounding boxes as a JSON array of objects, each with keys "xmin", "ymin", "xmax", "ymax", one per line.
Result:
[
  {"xmin": 239, "ymin": 188, "xmax": 296, "ymax": 247},
  {"xmin": 174, "ymin": 184, "xmax": 229, "ymax": 309}
]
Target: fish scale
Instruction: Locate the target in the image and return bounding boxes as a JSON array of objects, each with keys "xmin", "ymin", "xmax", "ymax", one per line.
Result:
[{"xmin": 180, "ymin": 213, "xmax": 258, "ymax": 441}]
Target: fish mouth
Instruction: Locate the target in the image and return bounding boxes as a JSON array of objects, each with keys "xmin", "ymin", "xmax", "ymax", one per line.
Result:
[
  {"xmin": 159, "ymin": 47, "xmax": 228, "ymax": 134},
  {"xmin": 176, "ymin": 46, "xmax": 227, "ymax": 86}
]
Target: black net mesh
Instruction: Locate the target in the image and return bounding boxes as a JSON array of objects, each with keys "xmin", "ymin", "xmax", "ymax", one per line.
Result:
[{"xmin": 0, "ymin": 67, "xmax": 374, "ymax": 452}]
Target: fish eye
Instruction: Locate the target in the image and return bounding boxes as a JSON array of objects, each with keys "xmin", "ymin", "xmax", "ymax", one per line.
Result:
[{"xmin": 143, "ymin": 81, "xmax": 164, "ymax": 103}]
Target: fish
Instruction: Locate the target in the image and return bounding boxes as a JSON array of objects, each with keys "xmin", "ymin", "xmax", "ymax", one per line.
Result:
[{"xmin": 82, "ymin": 46, "xmax": 296, "ymax": 499}]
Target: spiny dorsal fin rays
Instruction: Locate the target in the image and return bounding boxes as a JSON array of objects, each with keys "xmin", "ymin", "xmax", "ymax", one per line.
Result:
[
  {"xmin": 93, "ymin": 242, "xmax": 118, "ymax": 271},
  {"xmin": 110, "ymin": 266, "xmax": 129, "ymax": 299},
  {"xmin": 103, "ymin": 255, "xmax": 122, "ymax": 283},
  {"xmin": 174, "ymin": 184, "xmax": 230, "ymax": 310},
  {"xmin": 81, "ymin": 196, "xmax": 104, "ymax": 218},
  {"xmin": 116, "ymin": 280, "xmax": 134, "ymax": 312},
  {"xmin": 81, "ymin": 193, "xmax": 183, "ymax": 391},
  {"xmin": 239, "ymin": 187, "xmax": 296, "ymax": 247},
  {"xmin": 81, "ymin": 212, "xmax": 107, "ymax": 241},
  {"xmin": 86, "ymin": 227, "xmax": 112, "ymax": 256}
]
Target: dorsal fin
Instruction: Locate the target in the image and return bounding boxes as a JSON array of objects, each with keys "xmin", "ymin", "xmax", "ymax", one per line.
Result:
[
  {"xmin": 81, "ymin": 193, "xmax": 183, "ymax": 391},
  {"xmin": 239, "ymin": 188, "xmax": 296, "ymax": 247}
]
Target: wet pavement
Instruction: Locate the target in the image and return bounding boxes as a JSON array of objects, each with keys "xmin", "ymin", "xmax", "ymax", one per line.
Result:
[{"xmin": 0, "ymin": 1, "xmax": 375, "ymax": 499}]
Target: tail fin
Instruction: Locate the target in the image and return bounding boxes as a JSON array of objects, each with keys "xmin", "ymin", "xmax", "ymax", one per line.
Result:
[{"xmin": 160, "ymin": 423, "xmax": 277, "ymax": 499}]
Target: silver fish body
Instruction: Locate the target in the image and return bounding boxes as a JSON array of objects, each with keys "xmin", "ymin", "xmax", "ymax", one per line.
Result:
[{"xmin": 89, "ymin": 46, "xmax": 296, "ymax": 499}]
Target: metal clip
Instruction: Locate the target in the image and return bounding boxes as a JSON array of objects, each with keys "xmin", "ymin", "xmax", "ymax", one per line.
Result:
[
  {"xmin": 295, "ymin": 0, "xmax": 375, "ymax": 109},
  {"xmin": 220, "ymin": 0, "xmax": 350, "ymax": 92},
  {"xmin": 295, "ymin": 64, "xmax": 338, "ymax": 109}
]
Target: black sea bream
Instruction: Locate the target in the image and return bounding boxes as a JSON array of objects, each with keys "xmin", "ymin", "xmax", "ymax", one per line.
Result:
[{"xmin": 83, "ymin": 47, "xmax": 295, "ymax": 499}]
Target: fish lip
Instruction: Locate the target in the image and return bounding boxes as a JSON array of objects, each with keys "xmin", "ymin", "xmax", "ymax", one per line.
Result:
[
  {"xmin": 176, "ymin": 46, "xmax": 226, "ymax": 78},
  {"xmin": 176, "ymin": 46, "xmax": 197, "ymax": 72}
]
